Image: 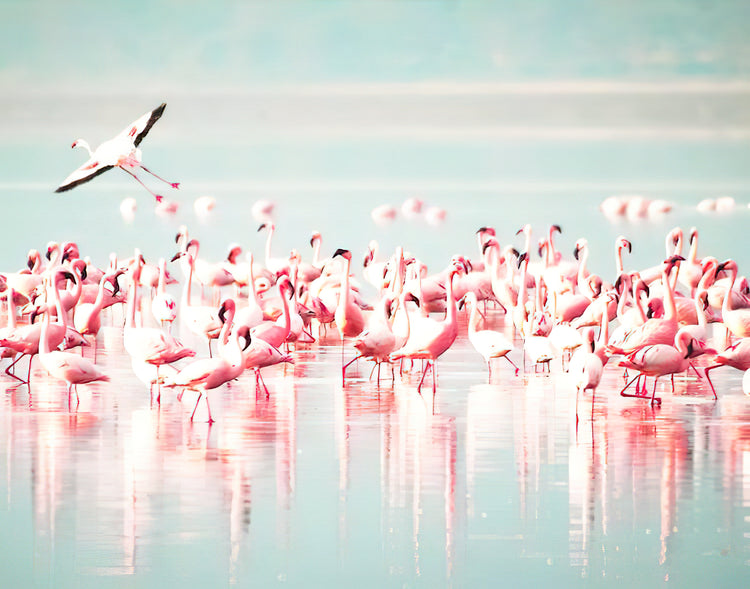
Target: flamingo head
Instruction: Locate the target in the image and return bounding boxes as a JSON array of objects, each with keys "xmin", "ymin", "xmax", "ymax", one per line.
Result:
[
  {"xmin": 218, "ymin": 299, "xmax": 236, "ymax": 324},
  {"xmin": 333, "ymin": 248, "xmax": 352, "ymax": 261},
  {"xmin": 517, "ymin": 251, "xmax": 529, "ymax": 269},
  {"xmin": 617, "ymin": 236, "xmax": 632, "ymax": 253},
  {"xmin": 573, "ymin": 238, "xmax": 587, "ymax": 260},
  {"xmin": 226, "ymin": 244, "xmax": 242, "ymax": 264}
]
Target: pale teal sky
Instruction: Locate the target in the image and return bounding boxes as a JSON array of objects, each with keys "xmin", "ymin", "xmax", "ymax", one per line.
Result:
[{"xmin": 3, "ymin": 0, "xmax": 750, "ymax": 94}]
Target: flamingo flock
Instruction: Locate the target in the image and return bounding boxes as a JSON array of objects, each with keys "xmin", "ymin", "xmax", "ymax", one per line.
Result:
[{"xmin": 1, "ymin": 220, "xmax": 748, "ymax": 422}]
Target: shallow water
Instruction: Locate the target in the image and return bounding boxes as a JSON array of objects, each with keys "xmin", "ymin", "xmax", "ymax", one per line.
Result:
[{"xmin": 0, "ymin": 308, "xmax": 747, "ymax": 587}]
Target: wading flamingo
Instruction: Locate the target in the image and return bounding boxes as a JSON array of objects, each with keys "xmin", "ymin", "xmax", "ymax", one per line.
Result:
[
  {"xmin": 38, "ymin": 276, "xmax": 109, "ymax": 410},
  {"xmin": 390, "ymin": 263, "xmax": 461, "ymax": 395}
]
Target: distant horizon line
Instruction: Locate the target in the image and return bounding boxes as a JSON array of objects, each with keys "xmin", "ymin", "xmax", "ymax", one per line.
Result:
[
  {"xmin": 6, "ymin": 78, "xmax": 750, "ymax": 97},
  {"xmin": 8, "ymin": 179, "xmax": 750, "ymax": 194}
]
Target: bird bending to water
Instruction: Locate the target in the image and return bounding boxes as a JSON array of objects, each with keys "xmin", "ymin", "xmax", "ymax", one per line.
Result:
[{"xmin": 55, "ymin": 102, "xmax": 178, "ymax": 202}]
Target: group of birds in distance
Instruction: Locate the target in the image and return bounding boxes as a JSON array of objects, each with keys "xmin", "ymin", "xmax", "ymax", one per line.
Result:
[{"xmin": 0, "ymin": 102, "xmax": 747, "ymax": 423}]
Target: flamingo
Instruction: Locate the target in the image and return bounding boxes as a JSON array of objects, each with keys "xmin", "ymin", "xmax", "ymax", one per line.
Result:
[
  {"xmin": 1, "ymin": 269, "xmax": 86, "ymax": 384},
  {"xmin": 390, "ymin": 263, "xmax": 461, "ymax": 395},
  {"xmin": 568, "ymin": 327, "xmax": 604, "ymax": 420},
  {"xmin": 171, "ymin": 249, "xmax": 223, "ymax": 356},
  {"xmin": 606, "ymin": 256, "xmax": 682, "ymax": 356},
  {"xmin": 332, "ymin": 249, "xmax": 366, "ymax": 341},
  {"xmin": 618, "ymin": 327, "xmax": 708, "ymax": 405},
  {"xmin": 716, "ymin": 260, "xmax": 750, "ymax": 340},
  {"xmin": 344, "ymin": 293, "xmax": 399, "ymax": 384},
  {"xmin": 179, "ymin": 239, "xmax": 235, "ymax": 304},
  {"xmin": 250, "ymin": 276, "xmax": 293, "ymax": 349},
  {"xmin": 151, "ymin": 258, "xmax": 177, "ymax": 330},
  {"xmin": 163, "ymin": 299, "xmax": 247, "ymax": 422},
  {"xmin": 461, "ymin": 291, "xmax": 518, "ymax": 378},
  {"xmin": 123, "ymin": 254, "xmax": 196, "ymax": 373},
  {"xmin": 55, "ymin": 102, "xmax": 178, "ymax": 202},
  {"xmin": 703, "ymin": 338, "xmax": 750, "ymax": 397},
  {"xmin": 37, "ymin": 276, "xmax": 109, "ymax": 409},
  {"xmin": 241, "ymin": 327, "xmax": 294, "ymax": 396},
  {"xmin": 73, "ymin": 268, "xmax": 122, "ymax": 360}
]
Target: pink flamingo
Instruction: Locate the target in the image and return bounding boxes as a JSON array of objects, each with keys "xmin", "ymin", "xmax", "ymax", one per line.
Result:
[
  {"xmin": 342, "ymin": 293, "xmax": 399, "ymax": 384},
  {"xmin": 164, "ymin": 299, "xmax": 246, "ymax": 422},
  {"xmin": 55, "ymin": 102, "xmax": 178, "ymax": 202},
  {"xmin": 0, "ymin": 269, "xmax": 83, "ymax": 384},
  {"xmin": 38, "ymin": 275, "xmax": 109, "ymax": 409},
  {"xmin": 703, "ymin": 337, "xmax": 750, "ymax": 397},
  {"xmin": 607, "ymin": 256, "xmax": 682, "ymax": 356},
  {"xmin": 461, "ymin": 291, "xmax": 518, "ymax": 378},
  {"xmin": 332, "ymin": 249, "xmax": 366, "ymax": 340},
  {"xmin": 618, "ymin": 327, "xmax": 709, "ymax": 404},
  {"xmin": 171, "ymin": 249, "xmax": 223, "ymax": 356},
  {"xmin": 568, "ymin": 327, "xmax": 604, "ymax": 421},
  {"xmin": 73, "ymin": 268, "xmax": 123, "ymax": 360},
  {"xmin": 123, "ymin": 255, "xmax": 196, "ymax": 377},
  {"xmin": 390, "ymin": 263, "xmax": 461, "ymax": 395},
  {"xmin": 150, "ymin": 258, "xmax": 177, "ymax": 330},
  {"xmin": 716, "ymin": 260, "xmax": 750, "ymax": 340},
  {"xmin": 251, "ymin": 276, "xmax": 294, "ymax": 349},
  {"xmin": 242, "ymin": 329, "xmax": 294, "ymax": 396}
]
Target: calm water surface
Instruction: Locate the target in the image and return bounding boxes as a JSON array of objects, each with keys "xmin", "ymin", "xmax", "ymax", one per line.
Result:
[{"xmin": 0, "ymin": 306, "xmax": 748, "ymax": 587}]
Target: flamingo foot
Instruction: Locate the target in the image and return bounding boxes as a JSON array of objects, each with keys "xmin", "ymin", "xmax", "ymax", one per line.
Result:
[
  {"xmin": 171, "ymin": 182, "xmax": 180, "ymax": 189},
  {"xmin": 155, "ymin": 194, "xmax": 164, "ymax": 203}
]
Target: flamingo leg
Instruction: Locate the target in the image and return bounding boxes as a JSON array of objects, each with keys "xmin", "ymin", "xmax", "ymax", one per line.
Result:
[
  {"xmin": 342, "ymin": 354, "xmax": 363, "ymax": 384},
  {"xmin": 256, "ymin": 369, "xmax": 269, "ymax": 397},
  {"xmin": 703, "ymin": 364, "xmax": 719, "ymax": 399},
  {"xmin": 139, "ymin": 164, "xmax": 180, "ymax": 189},
  {"xmin": 416, "ymin": 362, "xmax": 432, "ymax": 395},
  {"xmin": 5, "ymin": 354, "xmax": 27, "ymax": 382},
  {"xmin": 190, "ymin": 392, "xmax": 202, "ymax": 421},
  {"xmin": 619, "ymin": 373, "xmax": 644, "ymax": 398},
  {"xmin": 503, "ymin": 355, "xmax": 520, "ymax": 376},
  {"xmin": 121, "ymin": 167, "xmax": 164, "ymax": 202},
  {"xmin": 651, "ymin": 377, "xmax": 662, "ymax": 405}
]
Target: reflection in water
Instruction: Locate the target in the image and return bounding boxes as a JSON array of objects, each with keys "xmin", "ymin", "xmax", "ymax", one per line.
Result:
[{"xmin": 0, "ymin": 309, "xmax": 748, "ymax": 585}]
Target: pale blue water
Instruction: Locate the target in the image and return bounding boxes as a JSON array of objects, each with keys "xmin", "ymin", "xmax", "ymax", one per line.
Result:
[{"xmin": 1, "ymin": 1, "xmax": 750, "ymax": 587}]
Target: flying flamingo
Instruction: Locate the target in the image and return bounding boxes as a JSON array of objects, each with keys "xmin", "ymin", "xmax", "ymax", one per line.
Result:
[{"xmin": 55, "ymin": 102, "xmax": 178, "ymax": 202}]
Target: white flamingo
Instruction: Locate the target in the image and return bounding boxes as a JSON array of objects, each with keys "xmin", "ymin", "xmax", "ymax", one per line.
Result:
[{"xmin": 55, "ymin": 102, "xmax": 178, "ymax": 202}]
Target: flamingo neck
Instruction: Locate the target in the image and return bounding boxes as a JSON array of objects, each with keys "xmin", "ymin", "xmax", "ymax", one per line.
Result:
[
  {"xmin": 577, "ymin": 246, "xmax": 588, "ymax": 292},
  {"xmin": 662, "ymin": 266, "xmax": 678, "ymax": 321},
  {"xmin": 74, "ymin": 139, "xmax": 93, "ymax": 157},
  {"xmin": 6, "ymin": 289, "xmax": 16, "ymax": 329},
  {"xmin": 722, "ymin": 264, "xmax": 737, "ymax": 314}
]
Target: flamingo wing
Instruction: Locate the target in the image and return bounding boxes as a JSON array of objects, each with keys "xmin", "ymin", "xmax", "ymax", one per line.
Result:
[
  {"xmin": 55, "ymin": 158, "xmax": 114, "ymax": 193},
  {"xmin": 122, "ymin": 102, "xmax": 166, "ymax": 148}
]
